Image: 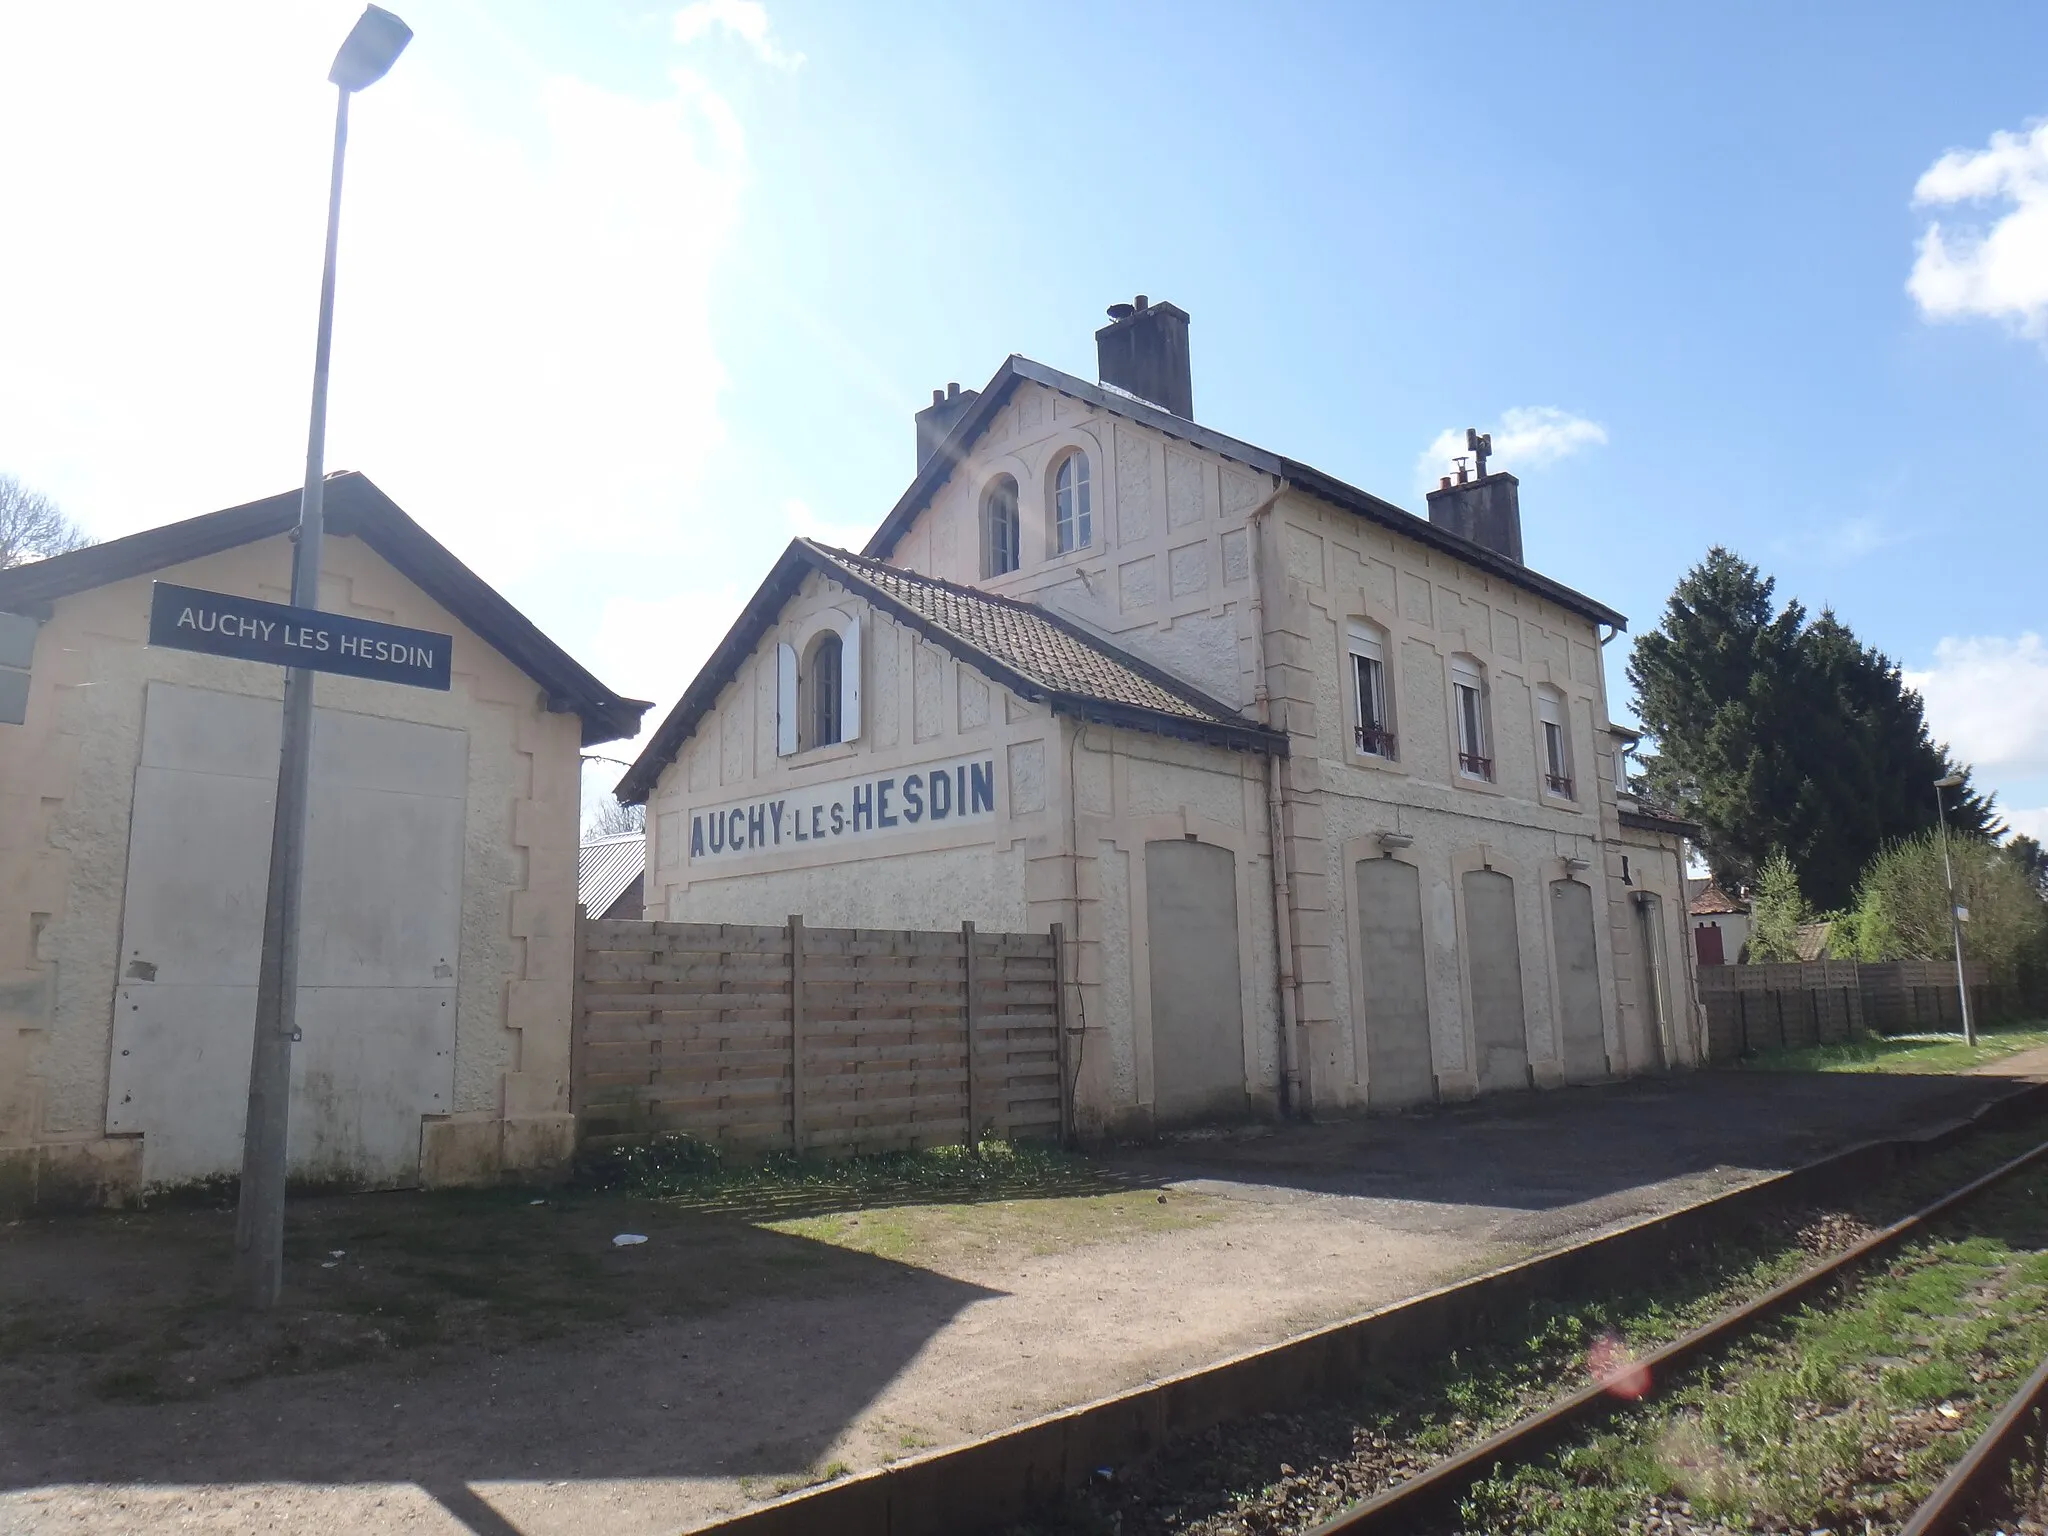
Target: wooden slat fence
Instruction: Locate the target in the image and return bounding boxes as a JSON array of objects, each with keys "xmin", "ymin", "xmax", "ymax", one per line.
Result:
[
  {"xmin": 572, "ymin": 916, "xmax": 1070, "ymax": 1154},
  {"xmin": 1700, "ymin": 959, "xmax": 1994, "ymax": 1062}
]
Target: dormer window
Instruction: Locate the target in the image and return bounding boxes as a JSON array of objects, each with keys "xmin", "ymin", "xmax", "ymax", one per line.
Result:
[
  {"xmin": 1452, "ymin": 655, "xmax": 1492, "ymax": 781},
  {"xmin": 1537, "ymin": 687, "xmax": 1573, "ymax": 798},
  {"xmin": 1054, "ymin": 452, "xmax": 1092, "ymax": 554},
  {"xmin": 983, "ymin": 475, "xmax": 1020, "ymax": 577},
  {"xmin": 1347, "ymin": 620, "xmax": 1396, "ymax": 759}
]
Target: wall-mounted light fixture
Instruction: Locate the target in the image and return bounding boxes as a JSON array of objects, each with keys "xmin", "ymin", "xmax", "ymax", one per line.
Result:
[
  {"xmin": 1377, "ymin": 830, "xmax": 1414, "ymax": 852},
  {"xmin": 1564, "ymin": 855, "xmax": 1592, "ymax": 875}
]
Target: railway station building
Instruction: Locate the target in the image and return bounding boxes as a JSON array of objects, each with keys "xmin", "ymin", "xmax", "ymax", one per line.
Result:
[
  {"xmin": 0, "ymin": 474, "xmax": 647, "ymax": 1205},
  {"xmin": 620, "ymin": 299, "xmax": 1703, "ymax": 1136}
]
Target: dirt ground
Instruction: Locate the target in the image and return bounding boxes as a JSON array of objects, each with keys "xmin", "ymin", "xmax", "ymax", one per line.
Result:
[{"xmin": 6, "ymin": 1061, "xmax": 2046, "ymax": 1536}]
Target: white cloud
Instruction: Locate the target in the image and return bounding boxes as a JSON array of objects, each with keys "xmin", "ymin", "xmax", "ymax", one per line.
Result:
[
  {"xmin": 1417, "ymin": 407, "xmax": 1607, "ymax": 490},
  {"xmin": 2007, "ymin": 807, "xmax": 2048, "ymax": 843},
  {"xmin": 1907, "ymin": 118, "xmax": 2048, "ymax": 341},
  {"xmin": 674, "ymin": 0, "xmax": 804, "ymax": 70},
  {"xmin": 1904, "ymin": 632, "xmax": 2048, "ymax": 779}
]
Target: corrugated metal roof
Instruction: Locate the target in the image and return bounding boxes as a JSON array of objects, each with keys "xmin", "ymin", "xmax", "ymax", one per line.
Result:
[{"xmin": 579, "ymin": 833, "xmax": 645, "ymax": 917}]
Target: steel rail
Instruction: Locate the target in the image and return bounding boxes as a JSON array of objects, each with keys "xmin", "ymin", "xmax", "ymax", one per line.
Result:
[
  {"xmin": 1304, "ymin": 1136, "xmax": 2048, "ymax": 1536},
  {"xmin": 1900, "ymin": 1352, "xmax": 2048, "ymax": 1536}
]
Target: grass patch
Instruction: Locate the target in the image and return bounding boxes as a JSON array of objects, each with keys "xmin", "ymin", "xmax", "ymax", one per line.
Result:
[
  {"xmin": 578, "ymin": 1135, "xmax": 1140, "ymax": 1219},
  {"xmin": 1740, "ymin": 1020, "xmax": 2048, "ymax": 1076}
]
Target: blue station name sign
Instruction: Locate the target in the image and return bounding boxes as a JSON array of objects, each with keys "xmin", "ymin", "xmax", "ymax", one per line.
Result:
[{"xmin": 148, "ymin": 581, "xmax": 453, "ymax": 692}]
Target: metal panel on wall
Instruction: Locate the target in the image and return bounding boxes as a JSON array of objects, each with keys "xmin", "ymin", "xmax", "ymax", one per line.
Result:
[{"xmin": 107, "ymin": 682, "xmax": 465, "ymax": 1187}]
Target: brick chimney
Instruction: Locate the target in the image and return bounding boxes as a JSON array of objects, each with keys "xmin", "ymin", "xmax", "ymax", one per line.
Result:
[
  {"xmin": 915, "ymin": 382, "xmax": 979, "ymax": 473},
  {"xmin": 1426, "ymin": 428, "xmax": 1523, "ymax": 564},
  {"xmin": 1095, "ymin": 295, "xmax": 1192, "ymax": 419}
]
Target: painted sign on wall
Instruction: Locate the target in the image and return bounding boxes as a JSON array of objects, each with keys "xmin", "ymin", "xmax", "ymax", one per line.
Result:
[{"xmin": 690, "ymin": 754, "xmax": 996, "ymax": 862}]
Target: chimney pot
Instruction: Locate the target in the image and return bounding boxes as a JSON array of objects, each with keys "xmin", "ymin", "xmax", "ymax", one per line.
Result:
[
  {"xmin": 931, "ymin": 388, "xmax": 944, "ymax": 406},
  {"xmin": 947, "ymin": 382, "xmax": 960, "ymax": 398},
  {"xmin": 1440, "ymin": 476, "xmax": 1452, "ymax": 490},
  {"xmin": 1095, "ymin": 296, "xmax": 1193, "ymax": 419}
]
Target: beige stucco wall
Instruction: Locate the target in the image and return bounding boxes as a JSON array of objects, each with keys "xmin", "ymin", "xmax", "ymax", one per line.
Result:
[
  {"xmin": 642, "ymin": 569, "xmax": 1283, "ymax": 1135},
  {"xmin": 0, "ymin": 531, "xmax": 583, "ymax": 1208},
  {"xmin": 876, "ymin": 378, "xmax": 1699, "ymax": 1111}
]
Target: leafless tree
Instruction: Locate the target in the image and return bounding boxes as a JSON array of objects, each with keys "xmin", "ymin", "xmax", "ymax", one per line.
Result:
[
  {"xmin": 0, "ymin": 475, "xmax": 92, "ymax": 570},
  {"xmin": 585, "ymin": 798, "xmax": 645, "ymax": 838}
]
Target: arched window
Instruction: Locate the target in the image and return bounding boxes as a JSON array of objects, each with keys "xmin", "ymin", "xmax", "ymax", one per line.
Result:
[
  {"xmin": 983, "ymin": 476, "xmax": 1020, "ymax": 577},
  {"xmin": 807, "ymin": 632, "xmax": 842, "ymax": 748},
  {"xmin": 1053, "ymin": 451, "xmax": 1091, "ymax": 553}
]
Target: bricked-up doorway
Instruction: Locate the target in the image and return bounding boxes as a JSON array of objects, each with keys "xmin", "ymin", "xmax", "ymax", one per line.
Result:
[
  {"xmin": 1355, "ymin": 857, "xmax": 1435, "ymax": 1106},
  {"xmin": 1463, "ymin": 868, "xmax": 1531, "ymax": 1092},
  {"xmin": 1145, "ymin": 839, "xmax": 1248, "ymax": 1124}
]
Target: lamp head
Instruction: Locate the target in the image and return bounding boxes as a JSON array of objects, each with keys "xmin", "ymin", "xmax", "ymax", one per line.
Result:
[
  {"xmin": 1935, "ymin": 773, "xmax": 1965, "ymax": 789},
  {"xmin": 329, "ymin": 6, "xmax": 412, "ymax": 92}
]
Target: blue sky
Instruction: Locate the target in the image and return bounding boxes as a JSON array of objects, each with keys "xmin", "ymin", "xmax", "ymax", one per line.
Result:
[{"xmin": 2, "ymin": 2, "xmax": 2044, "ymax": 834}]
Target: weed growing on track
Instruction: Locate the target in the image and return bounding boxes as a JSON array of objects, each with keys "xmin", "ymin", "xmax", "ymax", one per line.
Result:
[{"xmin": 1459, "ymin": 1166, "xmax": 2048, "ymax": 1535}]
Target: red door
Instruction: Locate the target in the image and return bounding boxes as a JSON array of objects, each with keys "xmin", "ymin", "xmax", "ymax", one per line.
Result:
[{"xmin": 1694, "ymin": 923, "xmax": 1725, "ymax": 967}]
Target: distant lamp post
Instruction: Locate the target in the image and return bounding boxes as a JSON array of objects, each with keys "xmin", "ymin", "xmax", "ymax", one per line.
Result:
[
  {"xmin": 235, "ymin": 5, "xmax": 412, "ymax": 1312},
  {"xmin": 1933, "ymin": 773, "xmax": 1975, "ymax": 1049}
]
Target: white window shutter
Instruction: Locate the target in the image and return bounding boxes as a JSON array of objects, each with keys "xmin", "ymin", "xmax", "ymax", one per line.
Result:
[
  {"xmin": 839, "ymin": 615, "xmax": 862, "ymax": 742},
  {"xmin": 776, "ymin": 642, "xmax": 798, "ymax": 756}
]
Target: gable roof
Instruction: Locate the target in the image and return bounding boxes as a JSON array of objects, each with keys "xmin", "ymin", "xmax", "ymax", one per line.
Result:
[
  {"xmin": 616, "ymin": 539, "xmax": 1285, "ymax": 804},
  {"xmin": 863, "ymin": 355, "xmax": 1628, "ymax": 631},
  {"xmin": 579, "ymin": 832, "xmax": 647, "ymax": 917},
  {"xmin": 1688, "ymin": 881, "xmax": 1748, "ymax": 916},
  {"xmin": 0, "ymin": 472, "xmax": 650, "ymax": 745}
]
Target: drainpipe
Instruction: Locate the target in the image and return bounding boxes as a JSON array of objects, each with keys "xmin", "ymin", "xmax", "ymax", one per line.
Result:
[{"xmin": 1246, "ymin": 478, "xmax": 1307, "ymax": 1117}]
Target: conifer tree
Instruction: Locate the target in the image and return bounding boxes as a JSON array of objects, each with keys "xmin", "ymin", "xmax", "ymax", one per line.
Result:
[
  {"xmin": 1628, "ymin": 548, "xmax": 1997, "ymax": 908},
  {"xmin": 1748, "ymin": 849, "xmax": 1810, "ymax": 962}
]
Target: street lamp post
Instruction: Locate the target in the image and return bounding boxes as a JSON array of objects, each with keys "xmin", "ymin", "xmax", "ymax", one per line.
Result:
[
  {"xmin": 1933, "ymin": 773, "xmax": 1976, "ymax": 1050},
  {"xmin": 235, "ymin": 5, "xmax": 412, "ymax": 1311}
]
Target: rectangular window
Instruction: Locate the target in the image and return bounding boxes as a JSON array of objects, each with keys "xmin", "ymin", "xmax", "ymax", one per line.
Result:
[
  {"xmin": 1347, "ymin": 622, "xmax": 1395, "ymax": 759},
  {"xmin": 1452, "ymin": 656, "xmax": 1491, "ymax": 780},
  {"xmin": 1538, "ymin": 691, "xmax": 1572, "ymax": 798}
]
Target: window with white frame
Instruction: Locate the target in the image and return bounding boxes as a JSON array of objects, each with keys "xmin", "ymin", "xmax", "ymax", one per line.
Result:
[
  {"xmin": 1537, "ymin": 687, "xmax": 1573, "ymax": 798},
  {"xmin": 983, "ymin": 475, "xmax": 1020, "ymax": 577},
  {"xmin": 1053, "ymin": 451, "xmax": 1091, "ymax": 554},
  {"xmin": 1451, "ymin": 654, "xmax": 1492, "ymax": 780},
  {"xmin": 776, "ymin": 615, "xmax": 863, "ymax": 756},
  {"xmin": 807, "ymin": 632, "xmax": 842, "ymax": 748},
  {"xmin": 1347, "ymin": 620, "xmax": 1396, "ymax": 759}
]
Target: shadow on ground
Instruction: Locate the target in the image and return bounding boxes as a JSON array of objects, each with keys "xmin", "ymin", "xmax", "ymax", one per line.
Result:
[
  {"xmin": 2, "ymin": 1065, "xmax": 2039, "ymax": 1535},
  {"xmin": 1106, "ymin": 1067, "xmax": 2039, "ymax": 1211},
  {"xmin": 0, "ymin": 1186, "xmax": 1000, "ymax": 1526}
]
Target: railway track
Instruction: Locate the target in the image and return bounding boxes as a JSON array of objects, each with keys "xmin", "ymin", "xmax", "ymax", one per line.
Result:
[{"xmin": 1298, "ymin": 1135, "xmax": 2048, "ymax": 1536}]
